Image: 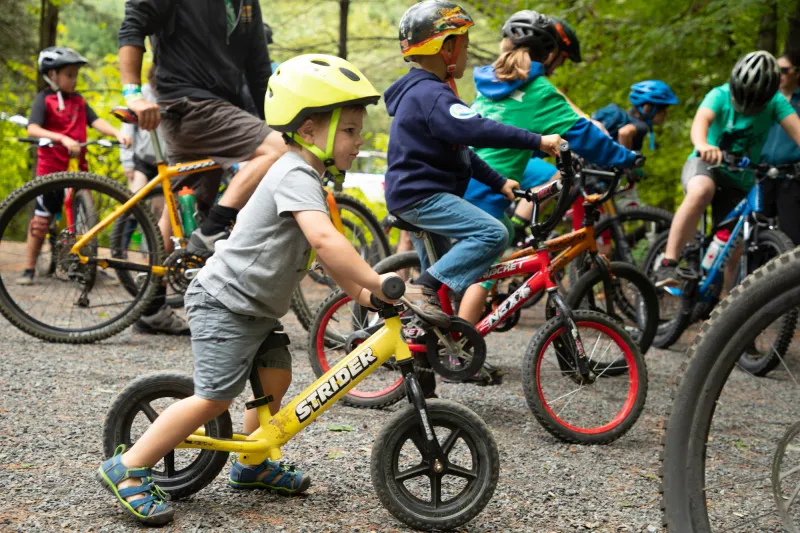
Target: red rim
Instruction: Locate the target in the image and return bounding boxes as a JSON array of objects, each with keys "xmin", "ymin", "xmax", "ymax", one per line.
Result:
[
  {"xmin": 535, "ymin": 320, "xmax": 639, "ymax": 435},
  {"xmin": 315, "ymin": 295, "xmax": 404, "ymax": 399}
]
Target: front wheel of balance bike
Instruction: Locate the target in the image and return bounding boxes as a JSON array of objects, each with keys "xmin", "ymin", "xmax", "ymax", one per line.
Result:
[
  {"xmin": 371, "ymin": 399, "xmax": 500, "ymax": 531},
  {"xmin": 522, "ymin": 309, "xmax": 648, "ymax": 445},
  {"xmin": 102, "ymin": 373, "xmax": 233, "ymax": 500}
]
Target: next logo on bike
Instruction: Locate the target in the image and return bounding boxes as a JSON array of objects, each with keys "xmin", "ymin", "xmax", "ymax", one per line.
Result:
[{"xmin": 296, "ymin": 347, "xmax": 379, "ymax": 422}]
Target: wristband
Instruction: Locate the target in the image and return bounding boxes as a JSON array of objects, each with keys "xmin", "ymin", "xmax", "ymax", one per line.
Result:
[
  {"xmin": 122, "ymin": 84, "xmax": 143, "ymax": 104},
  {"xmin": 511, "ymin": 215, "xmax": 529, "ymax": 227}
]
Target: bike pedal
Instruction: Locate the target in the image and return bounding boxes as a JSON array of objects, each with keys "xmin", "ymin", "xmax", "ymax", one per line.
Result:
[{"xmin": 676, "ymin": 266, "xmax": 699, "ymax": 281}]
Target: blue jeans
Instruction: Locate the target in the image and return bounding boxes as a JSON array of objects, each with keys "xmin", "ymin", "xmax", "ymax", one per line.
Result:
[{"xmin": 397, "ymin": 192, "xmax": 508, "ymax": 295}]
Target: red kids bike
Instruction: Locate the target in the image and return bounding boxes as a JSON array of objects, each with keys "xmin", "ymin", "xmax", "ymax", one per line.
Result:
[{"xmin": 309, "ymin": 145, "xmax": 651, "ymax": 445}]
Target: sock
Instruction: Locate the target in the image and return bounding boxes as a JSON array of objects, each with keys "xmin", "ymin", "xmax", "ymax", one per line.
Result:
[
  {"xmin": 200, "ymin": 205, "xmax": 238, "ymax": 236},
  {"xmin": 413, "ymin": 271, "xmax": 443, "ymax": 291},
  {"xmin": 143, "ymin": 284, "xmax": 167, "ymax": 316},
  {"xmin": 661, "ymin": 258, "xmax": 678, "ymax": 268}
]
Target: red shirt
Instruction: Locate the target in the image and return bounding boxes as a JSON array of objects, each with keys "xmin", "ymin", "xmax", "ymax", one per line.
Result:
[{"xmin": 28, "ymin": 90, "xmax": 98, "ymax": 176}]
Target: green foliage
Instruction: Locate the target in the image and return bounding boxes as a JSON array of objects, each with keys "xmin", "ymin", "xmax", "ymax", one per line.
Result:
[{"xmin": 1, "ymin": 0, "xmax": 797, "ymax": 216}]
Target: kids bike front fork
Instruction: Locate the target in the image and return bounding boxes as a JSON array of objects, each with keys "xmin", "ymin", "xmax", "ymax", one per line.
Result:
[
  {"xmin": 546, "ymin": 288, "xmax": 594, "ymax": 384},
  {"xmin": 397, "ymin": 359, "xmax": 448, "ymax": 467}
]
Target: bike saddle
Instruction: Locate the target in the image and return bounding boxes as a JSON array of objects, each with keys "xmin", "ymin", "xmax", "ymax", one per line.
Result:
[{"xmin": 385, "ymin": 214, "xmax": 424, "ymax": 233}]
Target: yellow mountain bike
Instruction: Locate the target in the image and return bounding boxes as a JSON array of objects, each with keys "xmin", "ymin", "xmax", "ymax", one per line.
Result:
[
  {"xmin": 101, "ymin": 277, "xmax": 500, "ymax": 531},
  {"xmin": 0, "ymin": 107, "xmax": 387, "ymax": 343}
]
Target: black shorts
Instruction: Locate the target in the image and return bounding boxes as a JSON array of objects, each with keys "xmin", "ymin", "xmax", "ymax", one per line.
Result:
[
  {"xmin": 133, "ymin": 156, "xmax": 159, "ymax": 180},
  {"xmin": 762, "ymin": 178, "xmax": 800, "ymax": 246}
]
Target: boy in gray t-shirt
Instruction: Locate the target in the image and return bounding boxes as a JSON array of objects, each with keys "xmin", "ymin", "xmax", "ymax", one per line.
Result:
[{"xmin": 98, "ymin": 55, "xmax": 396, "ymax": 526}]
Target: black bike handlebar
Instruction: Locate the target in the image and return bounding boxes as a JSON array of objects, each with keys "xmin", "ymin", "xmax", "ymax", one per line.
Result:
[
  {"xmin": 16, "ymin": 137, "xmax": 119, "ymax": 148},
  {"xmin": 523, "ymin": 142, "xmax": 577, "ymax": 238},
  {"xmin": 719, "ymin": 151, "xmax": 799, "ymax": 178}
]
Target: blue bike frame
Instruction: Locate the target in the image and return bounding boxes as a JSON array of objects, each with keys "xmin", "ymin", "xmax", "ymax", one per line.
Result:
[{"xmin": 666, "ymin": 182, "xmax": 764, "ymax": 302}]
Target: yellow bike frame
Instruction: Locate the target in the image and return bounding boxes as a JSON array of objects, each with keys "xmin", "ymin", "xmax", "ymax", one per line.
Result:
[{"xmin": 177, "ymin": 314, "xmax": 412, "ymax": 465}]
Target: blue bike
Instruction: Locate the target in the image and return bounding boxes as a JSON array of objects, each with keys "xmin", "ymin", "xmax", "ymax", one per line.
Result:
[{"xmin": 644, "ymin": 154, "xmax": 798, "ymax": 374}]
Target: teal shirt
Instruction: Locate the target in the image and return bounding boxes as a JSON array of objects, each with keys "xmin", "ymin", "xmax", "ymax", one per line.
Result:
[
  {"xmin": 761, "ymin": 88, "xmax": 800, "ymax": 167},
  {"xmin": 689, "ymin": 83, "xmax": 795, "ymax": 189}
]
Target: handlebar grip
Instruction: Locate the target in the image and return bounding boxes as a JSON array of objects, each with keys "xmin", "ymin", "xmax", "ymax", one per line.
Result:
[
  {"xmin": 382, "ymin": 274, "xmax": 405, "ymax": 300},
  {"xmin": 632, "ymin": 153, "xmax": 646, "ymax": 169},
  {"xmin": 17, "ymin": 138, "xmax": 43, "ymax": 144}
]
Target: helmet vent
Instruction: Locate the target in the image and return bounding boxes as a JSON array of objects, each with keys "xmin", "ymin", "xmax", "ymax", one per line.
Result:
[
  {"xmin": 311, "ymin": 59, "xmax": 331, "ymax": 66},
  {"xmin": 339, "ymin": 67, "xmax": 361, "ymax": 81}
]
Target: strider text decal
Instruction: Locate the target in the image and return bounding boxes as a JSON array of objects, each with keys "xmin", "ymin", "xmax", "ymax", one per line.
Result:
[{"xmin": 295, "ymin": 348, "xmax": 379, "ymax": 422}]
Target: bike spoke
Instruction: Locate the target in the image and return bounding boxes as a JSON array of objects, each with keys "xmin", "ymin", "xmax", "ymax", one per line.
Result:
[
  {"xmin": 447, "ymin": 463, "xmax": 477, "ymax": 481},
  {"xmin": 430, "ymin": 472, "xmax": 442, "ymax": 509},
  {"xmin": 440, "ymin": 428, "xmax": 461, "ymax": 456},
  {"xmin": 140, "ymin": 402, "xmax": 159, "ymax": 422},
  {"xmin": 164, "ymin": 451, "xmax": 176, "ymax": 477},
  {"xmin": 395, "ymin": 462, "xmax": 428, "ymax": 483}
]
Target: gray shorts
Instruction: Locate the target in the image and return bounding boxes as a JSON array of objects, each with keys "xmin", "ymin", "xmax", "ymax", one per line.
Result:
[
  {"xmin": 680, "ymin": 157, "xmax": 747, "ymax": 229},
  {"xmin": 159, "ymin": 97, "xmax": 271, "ymax": 212},
  {"xmin": 184, "ymin": 280, "xmax": 292, "ymax": 401}
]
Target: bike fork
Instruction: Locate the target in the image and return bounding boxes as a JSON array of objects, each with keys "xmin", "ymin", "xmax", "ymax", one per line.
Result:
[
  {"xmin": 398, "ymin": 360, "xmax": 447, "ymax": 467},
  {"xmin": 548, "ymin": 289, "xmax": 593, "ymax": 383}
]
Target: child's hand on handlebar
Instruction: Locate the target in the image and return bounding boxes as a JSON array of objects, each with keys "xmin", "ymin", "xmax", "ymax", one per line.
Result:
[
  {"xmin": 500, "ymin": 179, "xmax": 521, "ymax": 200},
  {"xmin": 116, "ymin": 132, "xmax": 132, "ymax": 148},
  {"xmin": 60, "ymin": 136, "xmax": 81, "ymax": 157},
  {"xmin": 539, "ymin": 134, "xmax": 566, "ymax": 158},
  {"xmin": 359, "ymin": 273, "xmax": 403, "ymax": 308},
  {"xmin": 697, "ymin": 143, "xmax": 723, "ymax": 165}
]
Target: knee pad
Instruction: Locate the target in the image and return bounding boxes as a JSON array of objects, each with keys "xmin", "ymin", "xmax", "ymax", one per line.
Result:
[{"xmin": 29, "ymin": 215, "xmax": 51, "ymax": 239}]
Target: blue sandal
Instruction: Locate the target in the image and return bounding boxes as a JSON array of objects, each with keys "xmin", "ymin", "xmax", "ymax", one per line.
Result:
[
  {"xmin": 96, "ymin": 445, "xmax": 174, "ymax": 526},
  {"xmin": 229, "ymin": 458, "xmax": 311, "ymax": 495}
]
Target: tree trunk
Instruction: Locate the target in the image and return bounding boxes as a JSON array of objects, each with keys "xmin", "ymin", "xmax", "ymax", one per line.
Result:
[
  {"xmin": 786, "ymin": 0, "xmax": 800, "ymax": 60},
  {"xmin": 38, "ymin": 0, "xmax": 59, "ymax": 90},
  {"xmin": 757, "ymin": 0, "xmax": 778, "ymax": 55},
  {"xmin": 338, "ymin": 0, "xmax": 349, "ymax": 59}
]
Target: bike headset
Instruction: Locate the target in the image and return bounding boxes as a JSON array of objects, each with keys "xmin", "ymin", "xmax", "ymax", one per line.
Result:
[
  {"xmin": 629, "ymin": 80, "xmax": 679, "ymax": 150},
  {"xmin": 398, "ymin": 0, "xmax": 474, "ymax": 96},
  {"xmin": 264, "ymin": 54, "xmax": 380, "ymax": 181},
  {"xmin": 37, "ymin": 47, "xmax": 89, "ymax": 112},
  {"xmin": 730, "ymin": 51, "xmax": 781, "ymax": 116}
]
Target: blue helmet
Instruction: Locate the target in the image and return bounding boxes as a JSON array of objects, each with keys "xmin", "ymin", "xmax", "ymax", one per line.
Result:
[
  {"xmin": 629, "ymin": 80, "xmax": 678, "ymax": 115},
  {"xmin": 629, "ymin": 80, "xmax": 678, "ymax": 151}
]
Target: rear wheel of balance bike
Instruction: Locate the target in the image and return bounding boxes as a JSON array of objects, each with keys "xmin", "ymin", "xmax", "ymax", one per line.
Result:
[
  {"xmin": 371, "ymin": 399, "xmax": 500, "ymax": 531},
  {"xmin": 102, "ymin": 373, "xmax": 233, "ymax": 499}
]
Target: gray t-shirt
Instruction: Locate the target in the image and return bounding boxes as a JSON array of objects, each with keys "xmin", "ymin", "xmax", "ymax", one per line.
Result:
[{"xmin": 197, "ymin": 152, "xmax": 328, "ymax": 318}]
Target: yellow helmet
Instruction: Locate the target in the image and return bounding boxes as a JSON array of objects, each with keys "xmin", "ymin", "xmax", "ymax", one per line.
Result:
[{"xmin": 265, "ymin": 54, "xmax": 380, "ymax": 132}]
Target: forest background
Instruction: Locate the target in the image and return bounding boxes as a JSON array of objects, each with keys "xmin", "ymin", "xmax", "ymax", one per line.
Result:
[{"xmin": 1, "ymin": 0, "xmax": 798, "ymax": 212}]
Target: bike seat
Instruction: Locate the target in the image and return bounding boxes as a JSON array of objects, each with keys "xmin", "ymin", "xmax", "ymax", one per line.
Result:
[{"xmin": 386, "ymin": 214, "xmax": 424, "ymax": 233}]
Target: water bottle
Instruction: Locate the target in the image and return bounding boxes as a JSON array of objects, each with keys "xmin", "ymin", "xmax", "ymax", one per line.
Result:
[
  {"xmin": 177, "ymin": 186, "xmax": 198, "ymax": 235},
  {"xmin": 701, "ymin": 229, "xmax": 731, "ymax": 271}
]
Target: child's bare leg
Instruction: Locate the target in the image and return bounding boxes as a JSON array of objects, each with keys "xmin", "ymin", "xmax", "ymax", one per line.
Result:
[
  {"xmin": 243, "ymin": 367, "xmax": 291, "ymax": 432},
  {"xmin": 665, "ymin": 175, "xmax": 715, "ymax": 260},
  {"xmin": 117, "ymin": 396, "xmax": 231, "ymax": 494},
  {"xmin": 459, "ymin": 284, "xmax": 489, "ymax": 325},
  {"xmin": 25, "ymin": 216, "xmax": 50, "ymax": 270}
]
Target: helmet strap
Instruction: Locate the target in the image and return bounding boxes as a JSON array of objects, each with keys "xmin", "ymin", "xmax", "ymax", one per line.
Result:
[
  {"xmin": 289, "ymin": 107, "xmax": 344, "ymax": 181},
  {"xmin": 440, "ymin": 35, "xmax": 463, "ymax": 97},
  {"xmin": 636, "ymin": 104, "xmax": 659, "ymax": 151},
  {"xmin": 43, "ymin": 74, "xmax": 65, "ymax": 111}
]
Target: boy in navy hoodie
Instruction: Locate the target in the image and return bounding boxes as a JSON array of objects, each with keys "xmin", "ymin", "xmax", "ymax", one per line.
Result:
[{"xmin": 385, "ymin": 0, "xmax": 563, "ymax": 322}]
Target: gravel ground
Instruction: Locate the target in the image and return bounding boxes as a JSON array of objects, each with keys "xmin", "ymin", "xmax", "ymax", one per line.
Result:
[{"xmin": 0, "ymin": 302, "xmax": 695, "ymax": 533}]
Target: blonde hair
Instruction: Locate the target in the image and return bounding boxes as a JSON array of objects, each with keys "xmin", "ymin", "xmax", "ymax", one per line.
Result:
[{"xmin": 493, "ymin": 38, "xmax": 531, "ymax": 82}]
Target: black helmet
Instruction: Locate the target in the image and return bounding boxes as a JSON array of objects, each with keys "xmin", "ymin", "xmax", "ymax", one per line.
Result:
[
  {"xmin": 399, "ymin": 0, "xmax": 474, "ymax": 61},
  {"xmin": 730, "ymin": 51, "xmax": 780, "ymax": 115},
  {"xmin": 551, "ymin": 17, "xmax": 581, "ymax": 63},
  {"xmin": 37, "ymin": 46, "xmax": 88, "ymax": 74},
  {"xmin": 502, "ymin": 11, "xmax": 559, "ymax": 60}
]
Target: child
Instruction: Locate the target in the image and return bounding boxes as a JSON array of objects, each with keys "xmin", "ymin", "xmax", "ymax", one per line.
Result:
[
  {"xmin": 592, "ymin": 80, "xmax": 679, "ymax": 152},
  {"xmin": 16, "ymin": 47, "xmax": 131, "ymax": 285},
  {"xmin": 97, "ymin": 54, "xmax": 396, "ymax": 525},
  {"xmin": 384, "ymin": 0, "xmax": 563, "ymax": 325},
  {"xmin": 656, "ymin": 51, "xmax": 800, "ymax": 288},
  {"xmin": 458, "ymin": 10, "xmax": 639, "ymax": 359}
]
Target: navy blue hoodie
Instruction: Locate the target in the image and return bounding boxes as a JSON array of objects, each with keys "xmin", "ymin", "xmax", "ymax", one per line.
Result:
[{"xmin": 384, "ymin": 68, "xmax": 542, "ymax": 213}]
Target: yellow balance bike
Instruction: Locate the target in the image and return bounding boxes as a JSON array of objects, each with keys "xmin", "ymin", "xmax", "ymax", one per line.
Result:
[{"xmin": 101, "ymin": 277, "xmax": 500, "ymax": 531}]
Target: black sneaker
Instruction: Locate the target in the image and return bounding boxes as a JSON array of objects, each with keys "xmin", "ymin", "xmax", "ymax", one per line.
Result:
[
  {"xmin": 654, "ymin": 259, "xmax": 681, "ymax": 288},
  {"xmin": 15, "ymin": 269, "xmax": 35, "ymax": 286},
  {"xmin": 186, "ymin": 228, "xmax": 230, "ymax": 259}
]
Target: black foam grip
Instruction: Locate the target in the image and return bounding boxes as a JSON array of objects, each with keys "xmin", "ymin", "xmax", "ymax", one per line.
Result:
[{"xmin": 382, "ymin": 275, "xmax": 405, "ymax": 299}]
